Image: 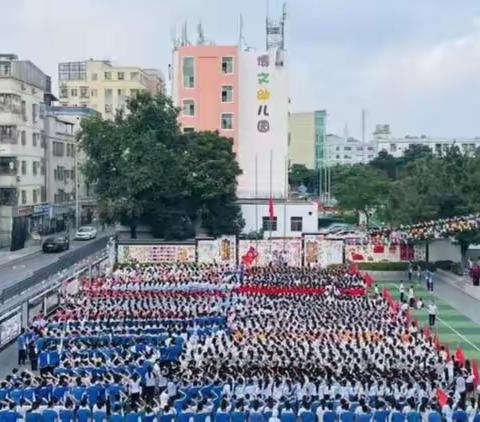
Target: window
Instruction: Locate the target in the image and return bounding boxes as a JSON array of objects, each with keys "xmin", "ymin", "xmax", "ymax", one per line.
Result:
[
  {"xmin": 221, "ymin": 86, "xmax": 233, "ymax": 102},
  {"xmin": 53, "ymin": 141, "xmax": 65, "ymax": 156},
  {"xmin": 91, "ymin": 73, "xmax": 98, "ymax": 81},
  {"xmin": 21, "ymin": 190, "xmax": 26, "ymax": 205},
  {"xmin": 0, "ymin": 63, "xmax": 11, "ymax": 76},
  {"xmin": 21, "ymin": 131, "xmax": 26, "ymax": 145},
  {"xmin": 40, "ymin": 134, "xmax": 46, "ymax": 148},
  {"xmin": 183, "ymin": 127, "xmax": 195, "ymax": 133},
  {"xmin": 221, "ymin": 57, "xmax": 234, "ymax": 74},
  {"xmin": 58, "ymin": 62, "xmax": 87, "ymax": 81},
  {"xmin": 32, "ymin": 162, "xmax": 38, "ymax": 176},
  {"xmin": 183, "ymin": 100, "xmax": 195, "ymax": 116},
  {"xmin": 336, "ymin": 146, "xmax": 340, "ymax": 151},
  {"xmin": 221, "ymin": 113, "xmax": 233, "ymax": 130},
  {"xmin": 104, "ymin": 72, "xmax": 112, "ymax": 80},
  {"xmin": 290, "ymin": 216, "xmax": 303, "ymax": 232},
  {"xmin": 117, "ymin": 89, "xmax": 123, "ymax": 97},
  {"xmin": 33, "ymin": 189, "xmax": 38, "ymax": 204},
  {"xmin": 59, "ymin": 86, "xmax": 68, "ymax": 98},
  {"xmin": 367, "ymin": 147, "xmax": 374, "ymax": 151},
  {"xmin": 117, "ymin": 72, "xmax": 124, "ymax": 80},
  {"xmin": 105, "ymin": 104, "xmax": 113, "ymax": 114},
  {"xmin": 130, "ymin": 72, "xmax": 139, "ymax": 81},
  {"xmin": 130, "ymin": 89, "xmax": 139, "ymax": 97},
  {"xmin": 262, "ymin": 216, "xmax": 277, "ymax": 231},
  {"xmin": 21, "ymin": 160, "xmax": 26, "ymax": 175},
  {"xmin": 80, "ymin": 87, "xmax": 89, "ymax": 98},
  {"xmin": 91, "ymin": 89, "xmax": 97, "ymax": 97},
  {"xmin": 32, "ymin": 133, "xmax": 37, "ymax": 147},
  {"xmin": 21, "ymin": 101, "xmax": 27, "ymax": 121},
  {"xmin": 183, "ymin": 57, "xmax": 195, "ymax": 88},
  {"xmin": 344, "ymin": 146, "xmax": 352, "ymax": 151},
  {"xmin": 70, "ymin": 88, "xmax": 78, "ymax": 97},
  {"xmin": 336, "ymin": 155, "xmax": 340, "ymax": 159},
  {"xmin": 390, "ymin": 144, "xmax": 397, "ymax": 153},
  {"xmin": 32, "ymin": 104, "xmax": 38, "ymax": 122}
]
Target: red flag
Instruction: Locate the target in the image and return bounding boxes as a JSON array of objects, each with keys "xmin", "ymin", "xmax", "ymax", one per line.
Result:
[
  {"xmin": 268, "ymin": 197, "xmax": 275, "ymax": 219},
  {"xmin": 455, "ymin": 345, "xmax": 466, "ymax": 367},
  {"xmin": 472, "ymin": 360, "xmax": 479, "ymax": 386},
  {"xmin": 437, "ymin": 388, "xmax": 448, "ymax": 406},
  {"xmin": 423, "ymin": 324, "xmax": 430, "ymax": 338}
]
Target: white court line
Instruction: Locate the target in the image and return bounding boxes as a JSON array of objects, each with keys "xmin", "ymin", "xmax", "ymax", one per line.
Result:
[{"xmin": 437, "ymin": 316, "xmax": 480, "ymax": 353}]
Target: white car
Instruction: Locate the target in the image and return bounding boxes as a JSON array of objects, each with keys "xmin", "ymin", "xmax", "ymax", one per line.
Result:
[{"xmin": 75, "ymin": 226, "xmax": 97, "ymax": 240}]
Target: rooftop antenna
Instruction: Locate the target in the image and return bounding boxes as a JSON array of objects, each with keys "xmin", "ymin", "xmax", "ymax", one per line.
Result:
[
  {"xmin": 197, "ymin": 21, "xmax": 205, "ymax": 45},
  {"xmin": 181, "ymin": 20, "xmax": 190, "ymax": 46},
  {"xmin": 361, "ymin": 109, "xmax": 367, "ymax": 162},
  {"xmin": 238, "ymin": 14, "xmax": 244, "ymax": 48},
  {"xmin": 266, "ymin": 1, "xmax": 287, "ymax": 51}
]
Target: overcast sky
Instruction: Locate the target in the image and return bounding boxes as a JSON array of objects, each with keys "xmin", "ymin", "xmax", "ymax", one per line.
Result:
[{"xmin": 2, "ymin": 0, "xmax": 480, "ymax": 138}]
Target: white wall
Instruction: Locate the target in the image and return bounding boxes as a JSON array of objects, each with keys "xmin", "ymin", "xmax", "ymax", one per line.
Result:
[
  {"xmin": 429, "ymin": 238, "xmax": 462, "ymax": 263},
  {"xmin": 237, "ymin": 50, "xmax": 289, "ymax": 199},
  {"xmin": 240, "ymin": 201, "xmax": 318, "ymax": 238}
]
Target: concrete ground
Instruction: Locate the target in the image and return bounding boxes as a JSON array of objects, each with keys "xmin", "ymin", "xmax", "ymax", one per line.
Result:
[{"xmin": 378, "ymin": 276, "xmax": 480, "ymax": 361}]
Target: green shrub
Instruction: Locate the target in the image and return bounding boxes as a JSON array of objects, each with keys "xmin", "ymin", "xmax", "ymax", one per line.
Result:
[{"xmin": 356, "ymin": 262, "xmax": 409, "ymax": 271}]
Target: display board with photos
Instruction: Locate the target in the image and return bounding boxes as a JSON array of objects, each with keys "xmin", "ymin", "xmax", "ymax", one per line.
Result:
[
  {"xmin": 117, "ymin": 244, "xmax": 196, "ymax": 264},
  {"xmin": 197, "ymin": 236, "xmax": 237, "ymax": 266},
  {"xmin": 238, "ymin": 239, "xmax": 303, "ymax": 267},
  {"xmin": 304, "ymin": 236, "xmax": 344, "ymax": 267},
  {"xmin": 0, "ymin": 307, "xmax": 22, "ymax": 348}
]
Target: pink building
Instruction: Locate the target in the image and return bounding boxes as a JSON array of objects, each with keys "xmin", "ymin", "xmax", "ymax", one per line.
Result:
[{"xmin": 172, "ymin": 45, "xmax": 239, "ymax": 151}]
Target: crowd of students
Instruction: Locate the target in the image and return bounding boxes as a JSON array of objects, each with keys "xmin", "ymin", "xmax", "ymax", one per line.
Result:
[
  {"xmin": 2, "ymin": 263, "xmax": 480, "ymax": 422},
  {"xmin": 369, "ymin": 214, "xmax": 480, "ymax": 244}
]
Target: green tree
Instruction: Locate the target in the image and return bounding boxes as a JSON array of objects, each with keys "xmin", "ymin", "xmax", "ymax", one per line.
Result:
[
  {"xmin": 79, "ymin": 93, "xmax": 243, "ymax": 239},
  {"xmin": 288, "ymin": 164, "xmax": 317, "ymax": 191},
  {"xmin": 332, "ymin": 164, "xmax": 391, "ymax": 226},
  {"xmin": 370, "ymin": 149, "xmax": 398, "ymax": 179}
]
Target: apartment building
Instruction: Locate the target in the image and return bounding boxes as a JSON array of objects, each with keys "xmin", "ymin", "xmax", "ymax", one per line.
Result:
[
  {"xmin": 57, "ymin": 60, "xmax": 164, "ymax": 119},
  {"xmin": 0, "ymin": 54, "xmax": 52, "ymax": 249},
  {"xmin": 374, "ymin": 124, "xmax": 480, "ymax": 158}
]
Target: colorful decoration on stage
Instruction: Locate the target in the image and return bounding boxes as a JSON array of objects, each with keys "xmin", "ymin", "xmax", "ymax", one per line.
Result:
[
  {"xmin": 304, "ymin": 236, "xmax": 343, "ymax": 267},
  {"xmin": 117, "ymin": 244, "xmax": 196, "ymax": 264},
  {"xmin": 238, "ymin": 239, "xmax": 303, "ymax": 267},
  {"xmin": 197, "ymin": 236, "xmax": 237, "ymax": 266}
]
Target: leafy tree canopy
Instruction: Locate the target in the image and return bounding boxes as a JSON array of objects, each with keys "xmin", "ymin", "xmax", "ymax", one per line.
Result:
[{"xmin": 79, "ymin": 92, "xmax": 244, "ymax": 239}]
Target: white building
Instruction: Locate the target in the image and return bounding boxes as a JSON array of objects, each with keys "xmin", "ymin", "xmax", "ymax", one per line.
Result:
[
  {"xmin": 240, "ymin": 199, "xmax": 318, "ymax": 238},
  {"xmin": 324, "ymin": 134, "xmax": 377, "ymax": 166},
  {"xmin": 374, "ymin": 124, "xmax": 480, "ymax": 158},
  {"xmin": 48, "ymin": 106, "xmax": 98, "ymax": 225},
  {"xmin": 58, "ymin": 60, "xmax": 164, "ymax": 119},
  {"xmin": 0, "ymin": 54, "xmax": 52, "ymax": 249}
]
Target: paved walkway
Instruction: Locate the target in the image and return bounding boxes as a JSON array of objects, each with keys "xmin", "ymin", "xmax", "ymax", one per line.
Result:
[{"xmin": 377, "ymin": 275, "xmax": 480, "ymax": 361}]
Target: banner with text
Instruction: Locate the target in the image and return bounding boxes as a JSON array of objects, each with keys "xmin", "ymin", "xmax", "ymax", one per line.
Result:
[{"xmin": 345, "ymin": 243, "xmax": 418, "ymax": 262}]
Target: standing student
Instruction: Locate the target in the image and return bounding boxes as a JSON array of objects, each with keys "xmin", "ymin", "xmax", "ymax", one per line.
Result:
[
  {"xmin": 28, "ymin": 341, "xmax": 38, "ymax": 371},
  {"xmin": 408, "ymin": 285, "xmax": 416, "ymax": 308},
  {"xmin": 427, "ymin": 272, "xmax": 434, "ymax": 292},
  {"xmin": 427, "ymin": 301, "xmax": 438, "ymax": 327},
  {"xmin": 408, "ymin": 262, "xmax": 413, "ymax": 282},
  {"xmin": 399, "ymin": 282, "xmax": 406, "ymax": 303},
  {"xmin": 16, "ymin": 333, "xmax": 27, "ymax": 366}
]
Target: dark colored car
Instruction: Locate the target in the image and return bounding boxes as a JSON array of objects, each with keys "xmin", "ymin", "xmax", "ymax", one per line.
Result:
[{"xmin": 42, "ymin": 236, "xmax": 70, "ymax": 253}]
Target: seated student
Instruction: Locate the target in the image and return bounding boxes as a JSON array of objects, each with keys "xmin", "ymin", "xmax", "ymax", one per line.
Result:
[
  {"xmin": 92, "ymin": 401, "xmax": 107, "ymax": 422},
  {"xmin": 110, "ymin": 405, "xmax": 124, "ymax": 422},
  {"xmin": 452, "ymin": 404, "xmax": 468, "ymax": 422},
  {"xmin": 426, "ymin": 406, "xmax": 442, "ymax": 422},
  {"xmin": 58, "ymin": 400, "xmax": 74, "ymax": 422},
  {"xmin": 298, "ymin": 402, "xmax": 315, "ymax": 422},
  {"xmin": 214, "ymin": 401, "xmax": 230, "ymax": 422},
  {"xmin": 323, "ymin": 403, "xmax": 337, "ymax": 422},
  {"xmin": 339, "ymin": 403, "xmax": 355, "ymax": 422},
  {"xmin": 42, "ymin": 401, "xmax": 59, "ymax": 422},
  {"xmin": 3, "ymin": 401, "xmax": 23, "ymax": 422},
  {"xmin": 389, "ymin": 404, "xmax": 405, "ymax": 422},
  {"xmin": 158, "ymin": 405, "xmax": 176, "ymax": 422},
  {"xmin": 373, "ymin": 403, "xmax": 389, "ymax": 422},
  {"xmin": 76, "ymin": 400, "xmax": 91, "ymax": 422},
  {"xmin": 125, "ymin": 406, "xmax": 142, "ymax": 422},
  {"xmin": 231, "ymin": 403, "xmax": 247, "ymax": 422},
  {"xmin": 26, "ymin": 402, "xmax": 43, "ymax": 422},
  {"xmin": 356, "ymin": 405, "xmax": 373, "ymax": 422}
]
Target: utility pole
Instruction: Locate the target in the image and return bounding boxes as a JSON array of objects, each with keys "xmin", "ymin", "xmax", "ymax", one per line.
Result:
[{"xmin": 74, "ymin": 143, "xmax": 79, "ymax": 229}]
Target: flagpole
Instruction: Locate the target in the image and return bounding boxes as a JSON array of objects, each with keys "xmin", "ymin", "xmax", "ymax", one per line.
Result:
[
  {"xmin": 283, "ymin": 154, "xmax": 287, "ymax": 240},
  {"xmin": 255, "ymin": 154, "xmax": 258, "ymax": 251},
  {"xmin": 269, "ymin": 149, "xmax": 273, "ymax": 255}
]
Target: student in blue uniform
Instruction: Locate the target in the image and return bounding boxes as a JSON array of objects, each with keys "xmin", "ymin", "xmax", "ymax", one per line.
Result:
[
  {"xmin": 58, "ymin": 400, "xmax": 74, "ymax": 422},
  {"xmin": 42, "ymin": 401, "xmax": 59, "ymax": 422}
]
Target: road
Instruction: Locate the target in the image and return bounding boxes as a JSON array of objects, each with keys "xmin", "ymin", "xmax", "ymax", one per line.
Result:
[{"xmin": 0, "ymin": 231, "xmax": 113, "ymax": 290}]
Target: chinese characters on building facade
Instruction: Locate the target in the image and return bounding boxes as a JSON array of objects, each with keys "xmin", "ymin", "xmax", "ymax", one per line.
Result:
[{"xmin": 257, "ymin": 54, "xmax": 270, "ymax": 133}]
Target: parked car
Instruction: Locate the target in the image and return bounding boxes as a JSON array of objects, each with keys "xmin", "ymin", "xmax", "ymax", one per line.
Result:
[
  {"xmin": 42, "ymin": 236, "xmax": 70, "ymax": 253},
  {"xmin": 319, "ymin": 223, "xmax": 355, "ymax": 234},
  {"xmin": 326, "ymin": 229, "xmax": 365, "ymax": 239},
  {"xmin": 75, "ymin": 226, "xmax": 97, "ymax": 240}
]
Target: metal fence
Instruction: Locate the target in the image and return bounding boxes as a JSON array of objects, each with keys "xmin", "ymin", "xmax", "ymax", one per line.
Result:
[{"xmin": 0, "ymin": 236, "xmax": 109, "ymax": 304}]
